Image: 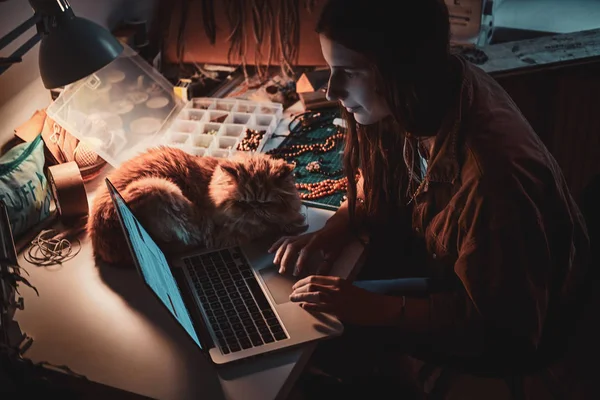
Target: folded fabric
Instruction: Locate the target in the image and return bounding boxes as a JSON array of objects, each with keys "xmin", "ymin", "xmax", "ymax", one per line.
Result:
[
  {"xmin": 0, "ymin": 134, "xmax": 52, "ymax": 238},
  {"xmin": 14, "ymin": 108, "xmax": 107, "ymax": 182}
]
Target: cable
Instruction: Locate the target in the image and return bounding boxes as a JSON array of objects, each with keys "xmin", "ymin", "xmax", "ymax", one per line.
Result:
[
  {"xmin": 224, "ymin": 0, "xmax": 250, "ymax": 83},
  {"xmin": 287, "ymin": 110, "xmax": 338, "ymax": 135},
  {"xmin": 251, "ymin": 0, "xmax": 265, "ymax": 80},
  {"xmin": 24, "ymin": 229, "xmax": 82, "ymax": 267}
]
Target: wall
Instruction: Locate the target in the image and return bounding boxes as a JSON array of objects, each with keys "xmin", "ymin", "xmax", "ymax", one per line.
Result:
[
  {"xmin": 0, "ymin": 0, "xmax": 159, "ymax": 146},
  {"xmin": 162, "ymin": 0, "xmax": 327, "ymax": 68},
  {"xmin": 495, "ymin": 0, "xmax": 600, "ymax": 34},
  {"xmin": 495, "ymin": 61, "xmax": 600, "ymax": 201},
  {"xmin": 161, "ymin": 0, "xmax": 600, "ymax": 67}
]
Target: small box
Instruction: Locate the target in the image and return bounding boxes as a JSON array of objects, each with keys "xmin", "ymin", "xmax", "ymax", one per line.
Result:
[
  {"xmin": 174, "ymin": 78, "xmax": 193, "ymax": 101},
  {"xmin": 296, "ymin": 69, "xmax": 329, "ymax": 93},
  {"xmin": 46, "ymin": 44, "xmax": 185, "ymax": 167},
  {"xmin": 299, "ymin": 91, "xmax": 338, "ymax": 111},
  {"xmin": 162, "ymin": 97, "xmax": 283, "ymax": 157}
]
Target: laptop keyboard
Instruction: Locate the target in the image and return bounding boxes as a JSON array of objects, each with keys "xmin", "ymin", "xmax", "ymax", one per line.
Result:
[{"xmin": 184, "ymin": 247, "xmax": 288, "ymax": 355}]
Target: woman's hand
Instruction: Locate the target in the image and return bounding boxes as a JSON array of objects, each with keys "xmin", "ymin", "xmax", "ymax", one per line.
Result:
[
  {"xmin": 289, "ymin": 275, "xmax": 403, "ymax": 326},
  {"xmin": 269, "ymin": 223, "xmax": 352, "ymax": 276}
]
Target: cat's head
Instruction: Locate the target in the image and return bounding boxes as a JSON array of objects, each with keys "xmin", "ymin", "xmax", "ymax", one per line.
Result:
[{"xmin": 209, "ymin": 152, "xmax": 303, "ymax": 226}]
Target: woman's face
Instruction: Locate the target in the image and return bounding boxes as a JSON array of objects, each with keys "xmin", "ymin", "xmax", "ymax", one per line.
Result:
[{"xmin": 319, "ymin": 34, "xmax": 391, "ymax": 125}]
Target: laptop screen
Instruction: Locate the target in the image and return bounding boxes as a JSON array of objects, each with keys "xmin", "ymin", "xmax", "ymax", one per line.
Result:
[{"xmin": 108, "ymin": 181, "xmax": 202, "ymax": 349}]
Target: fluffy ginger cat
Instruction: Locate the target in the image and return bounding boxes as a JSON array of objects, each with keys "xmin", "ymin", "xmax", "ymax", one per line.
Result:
[{"xmin": 88, "ymin": 146, "xmax": 307, "ymax": 266}]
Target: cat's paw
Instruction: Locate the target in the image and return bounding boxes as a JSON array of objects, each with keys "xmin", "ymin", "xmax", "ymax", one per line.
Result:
[{"xmin": 174, "ymin": 222, "xmax": 204, "ymax": 246}]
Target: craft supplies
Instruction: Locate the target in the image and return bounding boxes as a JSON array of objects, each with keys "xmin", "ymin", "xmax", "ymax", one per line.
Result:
[{"xmin": 162, "ymin": 97, "xmax": 282, "ymax": 157}]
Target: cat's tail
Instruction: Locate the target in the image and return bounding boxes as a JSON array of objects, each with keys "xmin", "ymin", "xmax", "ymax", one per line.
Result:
[
  {"xmin": 87, "ymin": 182, "xmax": 133, "ymax": 267},
  {"xmin": 87, "ymin": 177, "xmax": 210, "ymax": 267}
]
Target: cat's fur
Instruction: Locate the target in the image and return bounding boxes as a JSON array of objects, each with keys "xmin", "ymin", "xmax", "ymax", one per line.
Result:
[{"xmin": 88, "ymin": 146, "xmax": 307, "ymax": 266}]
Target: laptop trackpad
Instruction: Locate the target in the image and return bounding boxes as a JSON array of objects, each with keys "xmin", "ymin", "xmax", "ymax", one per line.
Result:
[{"xmin": 258, "ymin": 265, "xmax": 297, "ymax": 305}]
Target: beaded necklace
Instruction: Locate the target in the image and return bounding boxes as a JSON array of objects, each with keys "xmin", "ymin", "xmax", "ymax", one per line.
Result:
[
  {"xmin": 265, "ymin": 132, "xmax": 343, "ymax": 159},
  {"xmin": 295, "ymin": 176, "xmax": 348, "ymax": 200},
  {"xmin": 268, "ymin": 110, "xmax": 346, "ymax": 200},
  {"xmin": 305, "ymin": 160, "xmax": 344, "ymax": 177}
]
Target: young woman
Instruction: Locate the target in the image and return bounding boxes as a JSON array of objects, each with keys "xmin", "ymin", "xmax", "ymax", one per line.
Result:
[{"xmin": 269, "ymin": 0, "xmax": 591, "ymax": 397}]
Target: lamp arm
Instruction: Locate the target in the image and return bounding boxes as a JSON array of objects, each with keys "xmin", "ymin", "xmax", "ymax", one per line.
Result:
[
  {"xmin": 0, "ymin": 12, "xmax": 43, "ymax": 76},
  {"xmin": 4, "ymin": 0, "xmax": 123, "ymax": 88},
  {"xmin": 0, "ymin": 29, "xmax": 42, "ymax": 76},
  {"xmin": 0, "ymin": 13, "xmax": 42, "ymax": 52}
]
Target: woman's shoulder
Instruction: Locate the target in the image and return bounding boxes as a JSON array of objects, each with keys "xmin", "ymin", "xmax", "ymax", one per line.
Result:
[{"xmin": 458, "ymin": 64, "xmax": 554, "ymax": 182}]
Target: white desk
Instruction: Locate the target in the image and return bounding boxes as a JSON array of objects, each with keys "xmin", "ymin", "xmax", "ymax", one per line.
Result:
[
  {"xmin": 14, "ymin": 205, "xmax": 364, "ymax": 400},
  {"xmin": 13, "ymin": 102, "xmax": 365, "ymax": 400}
]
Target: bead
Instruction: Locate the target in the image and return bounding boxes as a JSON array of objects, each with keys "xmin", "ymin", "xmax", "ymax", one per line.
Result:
[
  {"xmin": 270, "ymin": 117, "xmax": 347, "ymax": 200},
  {"xmin": 265, "ymin": 132, "xmax": 344, "ymax": 159},
  {"xmin": 236, "ymin": 128, "xmax": 266, "ymax": 152},
  {"xmin": 295, "ymin": 176, "xmax": 349, "ymax": 200}
]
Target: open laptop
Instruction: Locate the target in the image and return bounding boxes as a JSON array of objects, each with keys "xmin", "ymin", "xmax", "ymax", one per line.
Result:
[{"xmin": 106, "ymin": 178, "xmax": 343, "ymax": 365}]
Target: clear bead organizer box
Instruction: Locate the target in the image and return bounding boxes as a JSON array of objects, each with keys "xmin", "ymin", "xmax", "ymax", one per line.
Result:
[
  {"xmin": 46, "ymin": 44, "xmax": 283, "ymax": 167},
  {"xmin": 162, "ymin": 98, "xmax": 283, "ymax": 158}
]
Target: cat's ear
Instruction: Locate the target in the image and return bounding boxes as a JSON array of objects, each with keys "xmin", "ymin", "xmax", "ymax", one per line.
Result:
[
  {"xmin": 219, "ymin": 163, "xmax": 239, "ymax": 179},
  {"xmin": 275, "ymin": 162, "xmax": 294, "ymax": 180}
]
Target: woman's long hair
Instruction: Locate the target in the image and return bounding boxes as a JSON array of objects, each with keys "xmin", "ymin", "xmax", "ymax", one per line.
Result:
[{"xmin": 316, "ymin": 0, "xmax": 452, "ymax": 227}]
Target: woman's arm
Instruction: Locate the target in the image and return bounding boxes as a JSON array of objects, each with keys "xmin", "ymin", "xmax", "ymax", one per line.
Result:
[
  {"xmin": 324, "ymin": 171, "xmax": 366, "ymax": 231},
  {"xmin": 371, "ymin": 174, "xmax": 572, "ymax": 359}
]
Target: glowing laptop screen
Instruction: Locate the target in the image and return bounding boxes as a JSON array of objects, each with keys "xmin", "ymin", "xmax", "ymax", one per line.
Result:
[{"xmin": 109, "ymin": 183, "xmax": 201, "ymax": 348}]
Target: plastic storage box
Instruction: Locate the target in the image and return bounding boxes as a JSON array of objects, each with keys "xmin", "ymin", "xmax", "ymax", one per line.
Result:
[
  {"xmin": 46, "ymin": 45, "xmax": 185, "ymax": 167},
  {"xmin": 161, "ymin": 97, "xmax": 283, "ymax": 158},
  {"xmin": 46, "ymin": 44, "xmax": 285, "ymax": 166}
]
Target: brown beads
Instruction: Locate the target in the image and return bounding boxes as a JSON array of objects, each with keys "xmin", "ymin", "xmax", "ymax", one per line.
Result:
[
  {"xmin": 266, "ymin": 132, "xmax": 344, "ymax": 159},
  {"xmin": 305, "ymin": 160, "xmax": 343, "ymax": 177},
  {"xmin": 295, "ymin": 177, "xmax": 348, "ymax": 200},
  {"xmin": 237, "ymin": 128, "xmax": 266, "ymax": 151},
  {"xmin": 305, "ymin": 161, "xmax": 321, "ymax": 172}
]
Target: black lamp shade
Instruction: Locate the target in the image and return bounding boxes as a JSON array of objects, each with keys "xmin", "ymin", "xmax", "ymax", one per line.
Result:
[{"xmin": 38, "ymin": 16, "xmax": 124, "ymax": 89}]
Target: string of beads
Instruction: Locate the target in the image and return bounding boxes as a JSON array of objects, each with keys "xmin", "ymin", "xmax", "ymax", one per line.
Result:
[
  {"xmin": 288, "ymin": 111, "xmax": 337, "ymax": 134},
  {"xmin": 269, "ymin": 110, "xmax": 347, "ymax": 200},
  {"xmin": 295, "ymin": 177, "xmax": 348, "ymax": 200},
  {"xmin": 305, "ymin": 160, "xmax": 344, "ymax": 177},
  {"xmin": 265, "ymin": 132, "xmax": 343, "ymax": 159}
]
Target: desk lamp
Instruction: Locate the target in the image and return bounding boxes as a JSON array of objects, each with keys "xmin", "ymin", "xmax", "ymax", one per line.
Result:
[{"xmin": 0, "ymin": 0, "xmax": 124, "ymax": 88}]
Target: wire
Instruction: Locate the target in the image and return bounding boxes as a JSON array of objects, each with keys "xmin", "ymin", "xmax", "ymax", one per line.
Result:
[
  {"xmin": 224, "ymin": 0, "xmax": 249, "ymax": 83},
  {"xmin": 24, "ymin": 229, "xmax": 81, "ymax": 267},
  {"xmin": 287, "ymin": 110, "xmax": 337, "ymax": 134},
  {"xmin": 251, "ymin": 0, "xmax": 265, "ymax": 80}
]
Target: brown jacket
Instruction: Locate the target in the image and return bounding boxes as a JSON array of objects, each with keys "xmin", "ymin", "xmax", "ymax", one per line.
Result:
[{"xmin": 399, "ymin": 57, "xmax": 591, "ymax": 363}]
